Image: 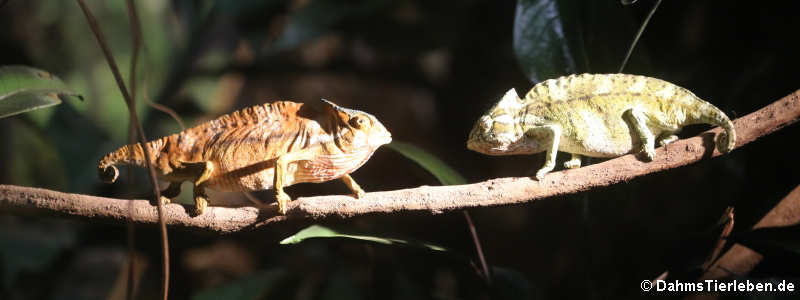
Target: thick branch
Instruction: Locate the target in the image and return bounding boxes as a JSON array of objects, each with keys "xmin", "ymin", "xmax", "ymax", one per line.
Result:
[
  {"xmin": 1, "ymin": 90, "xmax": 799, "ymax": 233},
  {"xmin": 700, "ymin": 184, "xmax": 800, "ymax": 281}
]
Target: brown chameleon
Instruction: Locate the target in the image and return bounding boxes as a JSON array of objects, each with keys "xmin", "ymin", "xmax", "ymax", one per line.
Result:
[
  {"xmin": 467, "ymin": 73, "xmax": 736, "ymax": 179},
  {"xmin": 98, "ymin": 99, "xmax": 392, "ymax": 215}
]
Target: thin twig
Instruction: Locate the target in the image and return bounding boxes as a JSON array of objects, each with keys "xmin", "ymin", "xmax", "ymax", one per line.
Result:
[
  {"xmin": 143, "ymin": 79, "xmax": 186, "ymax": 130},
  {"xmin": 462, "ymin": 210, "xmax": 491, "ymax": 284},
  {"xmin": 125, "ymin": 0, "xmax": 143, "ymax": 299},
  {"xmin": 618, "ymin": 0, "xmax": 662, "ymax": 73},
  {"xmin": 74, "ymin": 1, "xmax": 169, "ymax": 299},
  {"xmin": 2, "ymin": 90, "xmax": 798, "ymax": 233}
]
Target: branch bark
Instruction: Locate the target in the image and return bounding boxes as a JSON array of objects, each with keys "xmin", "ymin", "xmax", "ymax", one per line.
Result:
[{"xmin": 1, "ymin": 90, "xmax": 799, "ymax": 233}]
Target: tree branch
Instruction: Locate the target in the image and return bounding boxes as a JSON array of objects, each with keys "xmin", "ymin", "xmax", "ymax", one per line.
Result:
[
  {"xmin": 699, "ymin": 184, "xmax": 800, "ymax": 281},
  {"xmin": 1, "ymin": 90, "xmax": 799, "ymax": 234}
]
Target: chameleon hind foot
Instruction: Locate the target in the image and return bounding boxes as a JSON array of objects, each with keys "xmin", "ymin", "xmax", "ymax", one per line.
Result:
[
  {"xmin": 193, "ymin": 195, "xmax": 208, "ymax": 215},
  {"xmin": 563, "ymin": 154, "xmax": 582, "ymax": 169},
  {"xmin": 150, "ymin": 183, "xmax": 180, "ymax": 207},
  {"xmin": 191, "ymin": 184, "xmax": 209, "ymax": 216},
  {"xmin": 658, "ymin": 134, "xmax": 679, "ymax": 147},
  {"xmin": 623, "ymin": 107, "xmax": 656, "ymax": 161}
]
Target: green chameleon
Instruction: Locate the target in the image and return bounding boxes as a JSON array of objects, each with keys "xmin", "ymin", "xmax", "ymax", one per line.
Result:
[{"xmin": 466, "ymin": 73, "xmax": 736, "ymax": 179}]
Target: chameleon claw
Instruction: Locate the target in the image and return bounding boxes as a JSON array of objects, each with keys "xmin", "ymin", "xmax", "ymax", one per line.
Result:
[
  {"xmin": 194, "ymin": 195, "xmax": 208, "ymax": 215},
  {"xmin": 642, "ymin": 147, "xmax": 656, "ymax": 161},
  {"xmin": 158, "ymin": 196, "xmax": 172, "ymax": 206},
  {"xmin": 276, "ymin": 192, "xmax": 291, "ymax": 215},
  {"xmin": 535, "ymin": 170, "xmax": 548, "ymax": 181},
  {"xmin": 658, "ymin": 134, "xmax": 679, "ymax": 147},
  {"xmin": 191, "ymin": 183, "xmax": 209, "ymax": 216},
  {"xmin": 563, "ymin": 155, "xmax": 582, "ymax": 169},
  {"xmin": 353, "ymin": 188, "xmax": 366, "ymax": 199}
]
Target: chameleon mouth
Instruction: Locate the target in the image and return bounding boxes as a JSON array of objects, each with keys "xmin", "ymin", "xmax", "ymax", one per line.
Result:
[{"xmin": 371, "ymin": 133, "xmax": 392, "ymax": 146}]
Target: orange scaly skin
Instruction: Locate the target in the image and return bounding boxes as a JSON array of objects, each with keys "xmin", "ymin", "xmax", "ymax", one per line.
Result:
[{"xmin": 98, "ymin": 100, "xmax": 392, "ymax": 215}]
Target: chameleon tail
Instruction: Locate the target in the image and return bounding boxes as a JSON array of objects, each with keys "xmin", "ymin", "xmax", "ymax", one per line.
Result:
[
  {"xmin": 696, "ymin": 102, "xmax": 737, "ymax": 153},
  {"xmin": 97, "ymin": 137, "xmax": 168, "ymax": 183}
]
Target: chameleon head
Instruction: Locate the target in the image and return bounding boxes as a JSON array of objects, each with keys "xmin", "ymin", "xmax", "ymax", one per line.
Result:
[
  {"xmin": 467, "ymin": 88, "xmax": 530, "ymax": 155},
  {"xmin": 321, "ymin": 99, "xmax": 392, "ymax": 149}
]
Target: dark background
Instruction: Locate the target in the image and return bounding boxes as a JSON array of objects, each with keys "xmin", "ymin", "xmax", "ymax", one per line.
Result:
[{"xmin": 1, "ymin": 1, "xmax": 799, "ymax": 299}]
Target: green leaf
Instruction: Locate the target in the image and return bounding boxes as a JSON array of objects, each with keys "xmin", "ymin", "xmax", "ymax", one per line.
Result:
[
  {"xmin": 728, "ymin": 224, "xmax": 800, "ymax": 258},
  {"xmin": 385, "ymin": 141, "xmax": 467, "ymax": 186},
  {"xmin": 280, "ymin": 225, "xmax": 449, "ymax": 252},
  {"xmin": 0, "ymin": 65, "xmax": 82, "ymax": 119},
  {"xmin": 192, "ymin": 269, "xmax": 285, "ymax": 300}
]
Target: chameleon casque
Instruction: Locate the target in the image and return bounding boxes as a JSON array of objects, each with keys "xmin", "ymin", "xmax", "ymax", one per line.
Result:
[
  {"xmin": 467, "ymin": 73, "xmax": 736, "ymax": 179},
  {"xmin": 98, "ymin": 99, "xmax": 392, "ymax": 215}
]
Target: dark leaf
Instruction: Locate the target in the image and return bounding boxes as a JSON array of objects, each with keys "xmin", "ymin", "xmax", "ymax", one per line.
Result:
[
  {"xmin": 513, "ymin": 0, "xmax": 581, "ymax": 83},
  {"xmin": 0, "ymin": 65, "xmax": 82, "ymax": 119},
  {"xmin": 280, "ymin": 225, "xmax": 449, "ymax": 252},
  {"xmin": 513, "ymin": 0, "xmax": 652, "ymax": 83}
]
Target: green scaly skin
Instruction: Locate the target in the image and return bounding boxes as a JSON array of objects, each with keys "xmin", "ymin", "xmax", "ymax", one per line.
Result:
[{"xmin": 467, "ymin": 73, "xmax": 736, "ymax": 180}]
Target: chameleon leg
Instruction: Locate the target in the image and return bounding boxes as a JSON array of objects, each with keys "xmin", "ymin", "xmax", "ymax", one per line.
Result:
[
  {"xmin": 191, "ymin": 161, "xmax": 214, "ymax": 215},
  {"xmin": 563, "ymin": 153, "xmax": 582, "ymax": 169},
  {"xmin": 525, "ymin": 124, "xmax": 562, "ymax": 180},
  {"xmin": 623, "ymin": 107, "xmax": 656, "ymax": 161},
  {"xmin": 274, "ymin": 148, "xmax": 317, "ymax": 214},
  {"xmin": 340, "ymin": 174, "xmax": 365, "ymax": 198}
]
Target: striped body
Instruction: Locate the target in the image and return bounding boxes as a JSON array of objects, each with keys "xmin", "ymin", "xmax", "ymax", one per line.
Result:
[{"xmin": 98, "ymin": 100, "xmax": 391, "ymax": 213}]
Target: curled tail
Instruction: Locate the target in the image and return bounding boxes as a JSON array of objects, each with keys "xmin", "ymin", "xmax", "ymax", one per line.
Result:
[
  {"xmin": 695, "ymin": 101, "xmax": 736, "ymax": 153},
  {"xmin": 716, "ymin": 116, "xmax": 736, "ymax": 153},
  {"xmin": 97, "ymin": 137, "xmax": 168, "ymax": 183}
]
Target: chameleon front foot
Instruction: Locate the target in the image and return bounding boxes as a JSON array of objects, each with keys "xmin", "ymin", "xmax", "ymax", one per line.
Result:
[
  {"xmin": 276, "ymin": 191, "xmax": 292, "ymax": 215},
  {"xmin": 640, "ymin": 146, "xmax": 656, "ymax": 162},
  {"xmin": 340, "ymin": 174, "xmax": 365, "ymax": 199},
  {"xmin": 352, "ymin": 188, "xmax": 366, "ymax": 199},
  {"xmin": 534, "ymin": 169, "xmax": 550, "ymax": 181}
]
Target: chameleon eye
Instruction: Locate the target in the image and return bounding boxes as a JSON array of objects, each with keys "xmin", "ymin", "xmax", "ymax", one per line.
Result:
[{"xmin": 349, "ymin": 115, "xmax": 369, "ymax": 129}]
